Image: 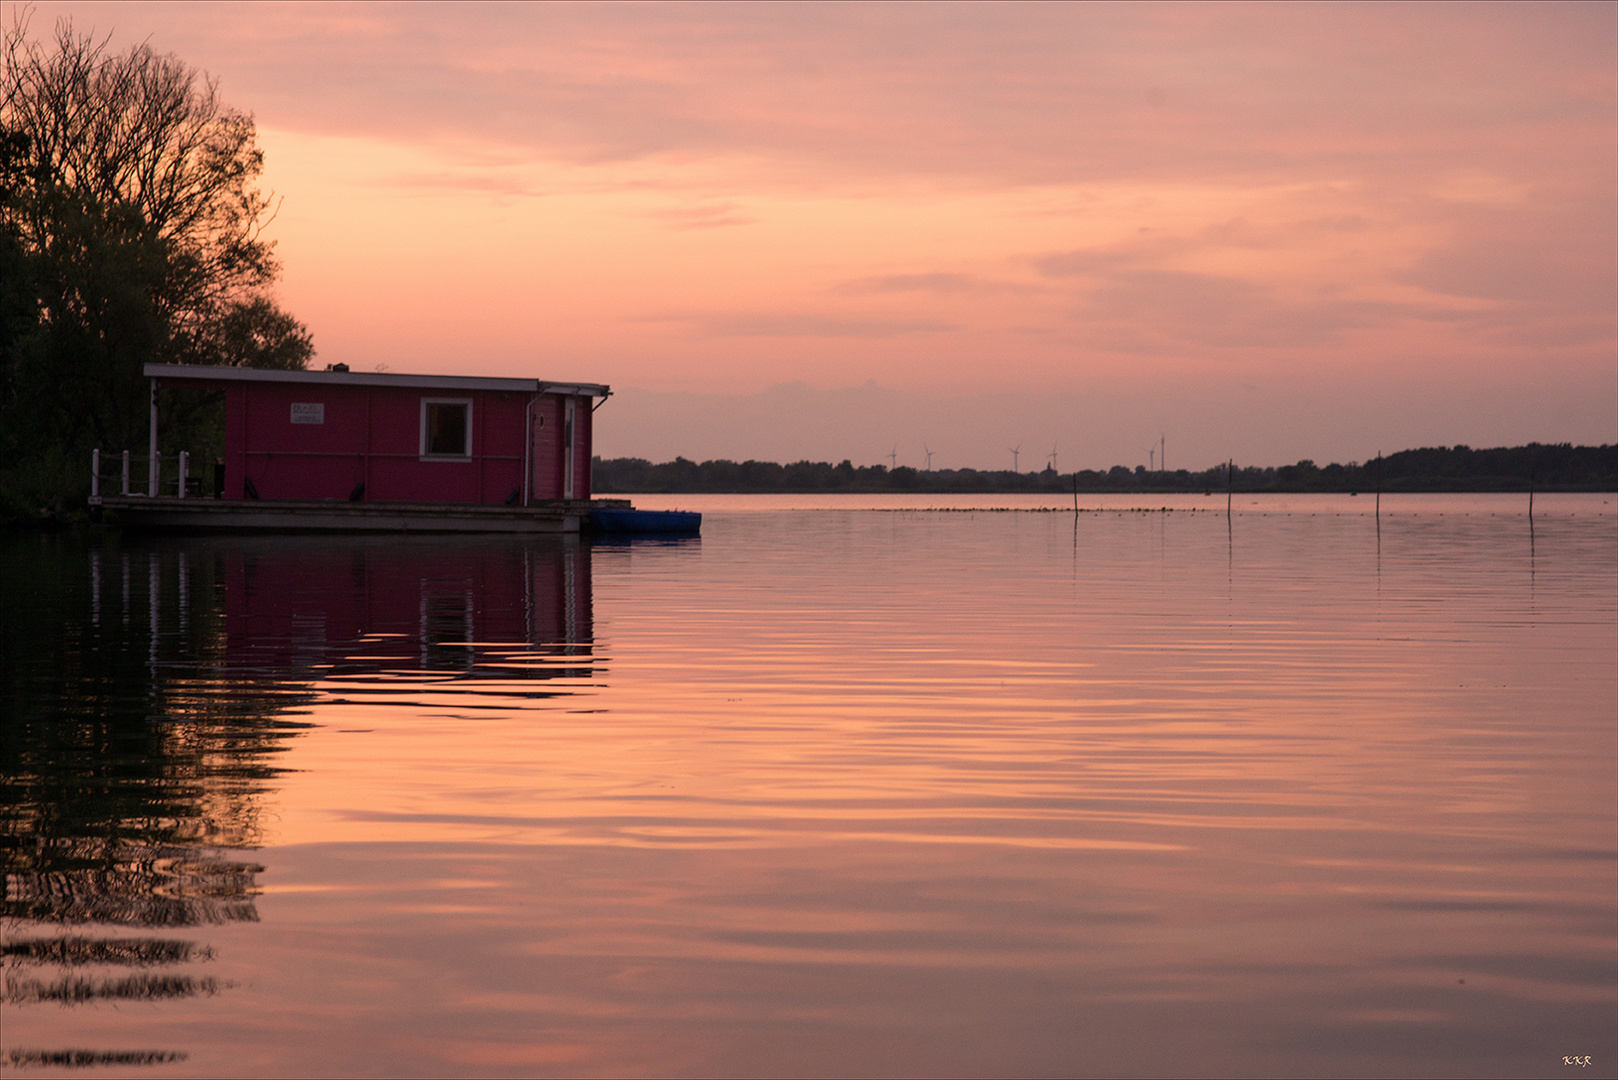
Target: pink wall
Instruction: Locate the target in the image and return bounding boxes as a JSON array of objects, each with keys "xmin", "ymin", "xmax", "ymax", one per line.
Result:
[{"xmin": 211, "ymin": 380, "xmax": 592, "ymax": 504}]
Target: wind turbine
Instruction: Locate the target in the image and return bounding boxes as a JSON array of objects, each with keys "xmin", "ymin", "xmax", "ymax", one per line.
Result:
[
  {"xmin": 887, "ymin": 443, "xmax": 898, "ymax": 470},
  {"xmin": 1144, "ymin": 443, "xmax": 1155, "ymax": 471},
  {"xmin": 923, "ymin": 444, "xmax": 935, "ymax": 471},
  {"xmin": 1009, "ymin": 442, "xmax": 1022, "ymax": 474},
  {"xmin": 1047, "ymin": 443, "xmax": 1059, "ymax": 472},
  {"xmin": 1159, "ymin": 433, "xmax": 1166, "ymax": 472}
]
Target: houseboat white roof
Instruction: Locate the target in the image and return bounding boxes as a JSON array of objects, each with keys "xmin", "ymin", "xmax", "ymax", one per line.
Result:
[{"xmin": 143, "ymin": 363, "xmax": 610, "ymax": 398}]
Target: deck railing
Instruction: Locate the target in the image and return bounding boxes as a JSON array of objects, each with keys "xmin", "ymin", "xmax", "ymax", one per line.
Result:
[{"xmin": 91, "ymin": 449, "xmax": 217, "ymax": 502}]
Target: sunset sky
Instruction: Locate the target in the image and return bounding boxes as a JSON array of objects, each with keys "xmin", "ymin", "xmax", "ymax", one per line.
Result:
[{"xmin": 24, "ymin": 2, "xmax": 1618, "ymax": 470}]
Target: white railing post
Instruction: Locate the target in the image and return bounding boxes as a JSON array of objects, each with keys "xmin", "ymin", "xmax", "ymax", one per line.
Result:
[
  {"xmin": 178, "ymin": 451, "xmax": 188, "ymax": 498},
  {"xmin": 122, "ymin": 450, "xmax": 131, "ymax": 495},
  {"xmin": 150, "ymin": 451, "xmax": 160, "ymax": 498},
  {"xmin": 91, "ymin": 449, "xmax": 100, "ymax": 499}
]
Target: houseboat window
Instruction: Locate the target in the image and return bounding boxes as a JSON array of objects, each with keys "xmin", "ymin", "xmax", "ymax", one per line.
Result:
[{"xmin": 421, "ymin": 399, "xmax": 472, "ymax": 458}]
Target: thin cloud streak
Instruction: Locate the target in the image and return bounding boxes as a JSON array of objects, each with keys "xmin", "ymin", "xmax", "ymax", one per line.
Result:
[
  {"xmin": 698, "ymin": 314, "xmax": 960, "ymax": 340},
  {"xmin": 837, "ymin": 273, "xmax": 1034, "ymax": 296}
]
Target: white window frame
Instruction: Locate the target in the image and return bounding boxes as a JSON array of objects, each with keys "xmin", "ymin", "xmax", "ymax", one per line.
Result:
[{"xmin": 420, "ymin": 397, "xmax": 473, "ymax": 460}]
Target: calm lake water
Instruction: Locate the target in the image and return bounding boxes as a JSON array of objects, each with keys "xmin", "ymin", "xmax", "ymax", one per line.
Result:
[{"xmin": 2, "ymin": 494, "xmax": 1614, "ymax": 1078}]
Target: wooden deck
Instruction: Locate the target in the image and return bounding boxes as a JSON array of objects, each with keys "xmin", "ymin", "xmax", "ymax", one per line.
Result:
[{"xmin": 91, "ymin": 495, "xmax": 632, "ymax": 533}]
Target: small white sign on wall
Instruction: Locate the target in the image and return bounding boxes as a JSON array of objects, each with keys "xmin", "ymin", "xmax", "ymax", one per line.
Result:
[{"xmin": 291, "ymin": 403, "xmax": 325, "ymax": 424}]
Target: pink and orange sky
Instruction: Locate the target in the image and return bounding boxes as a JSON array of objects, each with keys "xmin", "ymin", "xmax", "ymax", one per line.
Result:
[{"xmin": 24, "ymin": 2, "xmax": 1618, "ymax": 469}]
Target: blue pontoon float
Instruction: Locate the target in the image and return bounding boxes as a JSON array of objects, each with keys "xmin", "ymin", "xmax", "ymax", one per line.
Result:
[{"xmin": 589, "ymin": 508, "xmax": 701, "ymax": 535}]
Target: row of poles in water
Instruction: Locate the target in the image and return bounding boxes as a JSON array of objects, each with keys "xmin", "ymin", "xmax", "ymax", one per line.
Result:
[{"xmin": 1055, "ymin": 452, "xmax": 1541, "ymax": 523}]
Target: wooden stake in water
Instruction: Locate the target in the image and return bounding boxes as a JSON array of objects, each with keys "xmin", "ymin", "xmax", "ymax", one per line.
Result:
[
  {"xmin": 1227, "ymin": 459, "xmax": 1233, "ymax": 518},
  {"xmin": 1072, "ymin": 473, "xmax": 1078, "ymax": 514},
  {"xmin": 1375, "ymin": 452, "xmax": 1381, "ymax": 521},
  {"xmin": 1529, "ymin": 459, "xmax": 1537, "ymax": 556}
]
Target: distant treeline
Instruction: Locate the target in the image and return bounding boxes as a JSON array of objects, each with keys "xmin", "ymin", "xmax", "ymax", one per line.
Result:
[{"xmin": 594, "ymin": 443, "xmax": 1617, "ymax": 494}]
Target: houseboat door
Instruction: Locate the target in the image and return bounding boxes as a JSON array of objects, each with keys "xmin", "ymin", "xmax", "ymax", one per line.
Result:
[
  {"xmin": 526, "ymin": 395, "xmax": 575, "ymax": 504},
  {"xmin": 562, "ymin": 397, "xmax": 576, "ymax": 501},
  {"xmin": 526, "ymin": 395, "xmax": 544, "ymax": 506}
]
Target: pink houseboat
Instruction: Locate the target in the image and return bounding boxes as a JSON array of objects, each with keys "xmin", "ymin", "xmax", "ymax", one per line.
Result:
[{"xmin": 91, "ymin": 363, "xmax": 632, "ymax": 532}]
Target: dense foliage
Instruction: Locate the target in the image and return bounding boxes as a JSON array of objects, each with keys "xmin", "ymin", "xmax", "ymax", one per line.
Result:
[
  {"xmin": 594, "ymin": 443, "xmax": 1617, "ymax": 494},
  {"xmin": 1, "ymin": 17, "xmax": 311, "ymax": 520}
]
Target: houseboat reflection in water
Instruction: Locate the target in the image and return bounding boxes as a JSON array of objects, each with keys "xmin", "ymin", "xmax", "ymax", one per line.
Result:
[
  {"xmin": 222, "ymin": 534, "xmax": 592, "ymax": 677},
  {"xmin": 0, "ymin": 534, "xmax": 593, "ymax": 1066}
]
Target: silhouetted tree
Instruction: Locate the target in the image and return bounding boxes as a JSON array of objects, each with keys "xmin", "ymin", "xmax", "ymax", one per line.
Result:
[{"xmin": 0, "ymin": 13, "xmax": 312, "ymax": 516}]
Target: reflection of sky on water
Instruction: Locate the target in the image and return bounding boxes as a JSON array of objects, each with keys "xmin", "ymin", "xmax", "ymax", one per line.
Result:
[{"xmin": 1, "ymin": 499, "xmax": 1613, "ymax": 1077}]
